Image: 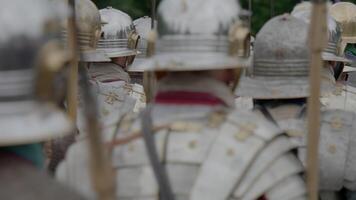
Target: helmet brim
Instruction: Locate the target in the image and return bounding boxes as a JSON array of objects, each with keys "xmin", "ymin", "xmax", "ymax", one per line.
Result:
[
  {"xmin": 236, "ymin": 67, "xmax": 335, "ymax": 99},
  {"xmin": 0, "ymin": 101, "xmax": 73, "ymax": 146},
  {"xmin": 129, "ymin": 52, "xmax": 251, "ymax": 72}
]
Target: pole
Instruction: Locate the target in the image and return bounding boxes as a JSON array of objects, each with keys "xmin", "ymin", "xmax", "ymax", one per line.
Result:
[
  {"xmin": 270, "ymin": 0, "xmax": 275, "ymax": 18},
  {"xmin": 306, "ymin": 1, "xmax": 327, "ymax": 200},
  {"xmin": 248, "ymin": 0, "xmax": 252, "ymax": 30},
  {"xmin": 143, "ymin": 0, "xmax": 157, "ymax": 103},
  {"xmin": 79, "ymin": 64, "xmax": 116, "ymax": 200},
  {"xmin": 68, "ymin": 1, "xmax": 116, "ymax": 199},
  {"xmin": 67, "ymin": 0, "xmax": 79, "ymax": 123},
  {"xmin": 151, "ymin": 0, "xmax": 156, "ymax": 29}
]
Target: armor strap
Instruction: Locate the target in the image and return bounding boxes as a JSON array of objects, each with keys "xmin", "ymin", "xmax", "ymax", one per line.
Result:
[
  {"xmin": 234, "ymin": 136, "xmax": 296, "ymax": 198},
  {"xmin": 257, "ymin": 104, "xmax": 307, "ymax": 126},
  {"xmin": 265, "ymin": 175, "xmax": 307, "ymax": 200},
  {"xmin": 255, "ymin": 105, "xmax": 278, "ymax": 125},
  {"xmin": 239, "ymin": 153, "xmax": 304, "ymax": 200},
  {"xmin": 141, "ymin": 106, "xmax": 175, "ymax": 200}
]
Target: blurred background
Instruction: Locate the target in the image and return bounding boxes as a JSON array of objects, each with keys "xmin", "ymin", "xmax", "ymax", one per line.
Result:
[{"xmin": 93, "ymin": 0, "xmax": 356, "ymax": 35}]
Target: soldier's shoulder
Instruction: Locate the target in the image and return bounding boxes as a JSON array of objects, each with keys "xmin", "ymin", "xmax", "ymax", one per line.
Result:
[
  {"xmin": 225, "ymin": 109, "xmax": 283, "ymax": 141},
  {"xmin": 322, "ymin": 108, "xmax": 356, "ymax": 127}
]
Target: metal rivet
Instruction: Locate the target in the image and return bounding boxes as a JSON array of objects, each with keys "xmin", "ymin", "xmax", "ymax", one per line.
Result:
[
  {"xmin": 102, "ymin": 108, "xmax": 109, "ymax": 116},
  {"xmin": 128, "ymin": 144, "xmax": 135, "ymax": 152},
  {"xmin": 226, "ymin": 148, "xmax": 235, "ymax": 157},
  {"xmin": 331, "ymin": 117, "xmax": 343, "ymax": 130},
  {"xmin": 188, "ymin": 140, "xmax": 197, "ymax": 149},
  {"xmin": 234, "ymin": 131, "xmax": 249, "ymax": 141},
  {"xmin": 328, "ymin": 144, "xmax": 337, "ymax": 154}
]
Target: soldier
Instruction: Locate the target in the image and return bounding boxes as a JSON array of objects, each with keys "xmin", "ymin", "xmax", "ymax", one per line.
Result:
[
  {"xmin": 75, "ymin": 6, "xmax": 146, "ymax": 137},
  {"xmin": 129, "ymin": 16, "xmax": 154, "ymax": 85},
  {"xmin": 0, "ymin": 0, "xmax": 84, "ymax": 199},
  {"xmin": 131, "ymin": 16, "xmax": 154, "ymax": 72},
  {"xmin": 291, "ymin": 2, "xmax": 355, "ymax": 111},
  {"xmin": 320, "ymin": 2, "xmax": 356, "ymax": 111},
  {"xmin": 46, "ymin": 0, "xmax": 110, "ymax": 172},
  {"xmin": 89, "ymin": 7, "xmax": 146, "ymax": 122},
  {"xmin": 235, "ymin": 12, "xmax": 356, "ymax": 200},
  {"xmin": 57, "ymin": 0, "xmax": 307, "ymax": 199},
  {"xmin": 131, "ymin": 16, "xmax": 158, "ymax": 103}
]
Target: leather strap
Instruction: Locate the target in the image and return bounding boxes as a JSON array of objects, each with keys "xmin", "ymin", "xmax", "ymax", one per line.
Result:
[{"xmin": 141, "ymin": 105, "xmax": 175, "ymax": 200}]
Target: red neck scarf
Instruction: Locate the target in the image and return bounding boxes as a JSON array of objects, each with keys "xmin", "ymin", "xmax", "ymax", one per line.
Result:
[{"xmin": 155, "ymin": 91, "xmax": 226, "ymax": 106}]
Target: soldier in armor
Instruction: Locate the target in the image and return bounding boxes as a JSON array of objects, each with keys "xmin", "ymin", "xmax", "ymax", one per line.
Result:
[
  {"xmin": 130, "ymin": 16, "xmax": 158, "ymax": 103},
  {"xmin": 56, "ymin": 0, "xmax": 307, "ymax": 199},
  {"xmin": 320, "ymin": 2, "xmax": 356, "ymax": 111},
  {"xmin": 46, "ymin": 0, "xmax": 106, "ymax": 172},
  {"xmin": 291, "ymin": 2, "xmax": 355, "ymax": 112},
  {"xmin": 0, "ymin": 0, "xmax": 84, "ymax": 199},
  {"xmin": 48, "ymin": 0, "xmax": 146, "ymax": 172},
  {"xmin": 129, "ymin": 16, "xmax": 154, "ymax": 85},
  {"xmin": 89, "ymin": 7, "xmax": 146, "ymax": 122},
  {"xmin": 74, "ymin": 5, "xmax": 146, "ymax": 138},
  {"xmin": 235, "ymin": 12, "xmax": 356, "ymax": 200}
]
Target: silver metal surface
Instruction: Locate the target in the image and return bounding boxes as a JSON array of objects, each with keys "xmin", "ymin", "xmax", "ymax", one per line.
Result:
[
  {"xmin": 130, "ymin": 0, "xmax": 251, "ymax": 72},
  {"xmin": 97, "ymin": 7, "xmax": 138, "ymax": 58},
  {"xmin": 236, "ymin": 14, "xmax": 335, "ymax": 99},
  {"xmin": 0, "ymin": 0, "xmax": 72, "ymax": 145}
]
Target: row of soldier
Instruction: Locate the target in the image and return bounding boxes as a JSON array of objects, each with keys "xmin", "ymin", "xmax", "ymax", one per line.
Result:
[{"xmin": 2, "ymin": 0, "xmax": 356, "ymax": 199}]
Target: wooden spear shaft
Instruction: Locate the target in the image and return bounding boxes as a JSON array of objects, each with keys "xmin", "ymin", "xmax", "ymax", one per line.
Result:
[
  {"xmin": 67, "ymin": 0, "xmax": 79, "ymax": 122},
  {"xmin": 306, "ymin": 1, "xmax": 327, "ymax": 200},
  {"xmin": 143, "ymin": 0, "xmax": 157, "ymax": 103},
  {"xmin": 67, "ymin": 1, "xmax": 116, "ymax": 199},
  {"xmin": 79, "ymin": 63, "xmax": 116, "ymax": 200}
]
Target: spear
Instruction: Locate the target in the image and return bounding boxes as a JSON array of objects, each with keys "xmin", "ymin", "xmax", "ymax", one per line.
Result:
[
  {"xmin": 67, "ymin": 0, "xmax": 79, "ymax": 122},
  {"xmin": 306, "ymin": 0, "xmax": 328, "ymax": 200},
  {"xmin": 143, "ymin": 0, "xmax": 157, "ymax": 103},
  {"xmin": 248, "ymin": 0, "xmax": 252, "ymax": 30},
  {"xmin": 67, "ymin": 1, "xmax": 116, "ymax": 199},
  {"xmin": 79, "ymin": 62, "xmax": 116, "ymax": 200}
]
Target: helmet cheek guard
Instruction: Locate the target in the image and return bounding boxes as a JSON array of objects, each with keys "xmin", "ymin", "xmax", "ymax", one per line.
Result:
[{"xmin": 35, "ymin": 40, "xmax": 70, "ymax": 103}]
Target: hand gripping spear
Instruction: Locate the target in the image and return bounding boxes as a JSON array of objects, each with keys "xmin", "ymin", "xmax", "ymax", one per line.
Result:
[
  {"xmin": 306, "ymin": 1, "xmax": 328, "ymax": 200},
  {"xmin": 67, "ymin": 1, "xmax": 116, "ymax": 199}
]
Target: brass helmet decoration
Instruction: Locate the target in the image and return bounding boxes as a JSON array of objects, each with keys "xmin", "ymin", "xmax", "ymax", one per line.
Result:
[
  {"xmin": 129, "ymin": 16, "xmax": 156, "ymax": 72},
  {"xmin": 97, "ymin": 7, "xmax": 140, "ymax": 64},
  {"xmin": 62, "ymin": 0, "xmax": 110, "ymax": 62}
]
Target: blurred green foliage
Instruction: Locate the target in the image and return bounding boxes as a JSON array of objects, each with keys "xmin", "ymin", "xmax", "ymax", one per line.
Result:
[{"xmin": 93, "ymin": 0, "xmax": 356, "ymax": 34}]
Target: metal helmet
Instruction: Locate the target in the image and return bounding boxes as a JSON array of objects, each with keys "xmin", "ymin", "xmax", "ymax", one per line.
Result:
[
  {"xmin": 128, "ymin": 16, "xmax": 156, "ymax": 72},
  {"xmin": 0, "ymin": 0, "xmax": 73, "ymax": 146},
  {"xmin": 330, "ymin": 2, "xmax": 356, "ymax": 53},
  {"xmin": 129, "ymin": 0, "xmax": 251, "ymax": 72},
  {"xmin": 291, "ymin": 2, "xmax": 350, "ymax": 63},
  {"xmin": 97, "ymin": 7, "xmax": 139, "ymax": 59},
  {"xmin": 62, "ymin": 0, "xmax": 110, "ymax": 62},
  {"xmin": 236, "ymin": 14, "xmax": 335, "ymax": 99}
]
